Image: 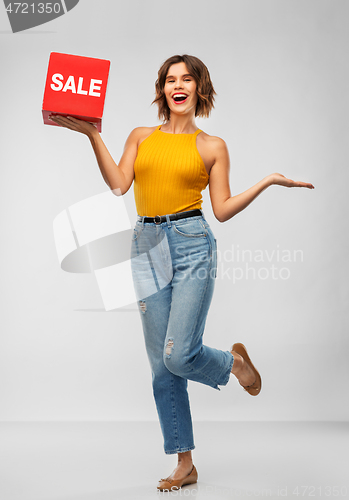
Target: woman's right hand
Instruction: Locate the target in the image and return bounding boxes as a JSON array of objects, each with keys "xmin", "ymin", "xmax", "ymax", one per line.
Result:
[{"xmin": 49, "ymin": 115, "xmax": 99, "ymax": 138}]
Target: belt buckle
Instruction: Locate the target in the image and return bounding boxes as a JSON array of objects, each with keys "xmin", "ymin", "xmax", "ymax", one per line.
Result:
[{"xmin": 154, "ymin": 215, "xmax": 162, "ymax": 225}]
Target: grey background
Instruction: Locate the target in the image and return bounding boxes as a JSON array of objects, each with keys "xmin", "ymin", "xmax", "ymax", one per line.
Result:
[{"xmin": 0, "ymin": 0, "xmax": 348, "ymax": 423}]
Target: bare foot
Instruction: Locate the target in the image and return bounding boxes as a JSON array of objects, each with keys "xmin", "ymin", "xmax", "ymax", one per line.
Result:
[
  {"xmin": 169, "ymin": 462, "xmax": 194, "ymax": 480},
  {"xmin": 231, "ymin": 351, "xmax": 256, "ymax": 388},
  {"xmin": 167, "ymin": 451, "xmax": 193, "ymax": 480}
]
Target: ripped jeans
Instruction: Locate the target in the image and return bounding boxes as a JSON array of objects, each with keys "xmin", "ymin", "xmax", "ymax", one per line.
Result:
[{"xmin": 130, "ymin": 210, "xmax": 234, "ymax": 454}]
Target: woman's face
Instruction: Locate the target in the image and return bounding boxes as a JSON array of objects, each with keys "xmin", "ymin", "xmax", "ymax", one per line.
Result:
[{"xmin": 163, "ymin": 62, "xmax": 198, "ymax": 117}]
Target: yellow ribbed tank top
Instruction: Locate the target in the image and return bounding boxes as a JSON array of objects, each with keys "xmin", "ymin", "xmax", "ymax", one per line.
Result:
[{"xmin": 133, "ymin": 125, "xmax": 209, "ymax": 217}]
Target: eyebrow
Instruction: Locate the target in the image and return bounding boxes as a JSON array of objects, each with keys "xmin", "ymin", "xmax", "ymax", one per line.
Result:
[{"xmin": 165, "ymin": 74, "xmax": 193, "ymax": 80}]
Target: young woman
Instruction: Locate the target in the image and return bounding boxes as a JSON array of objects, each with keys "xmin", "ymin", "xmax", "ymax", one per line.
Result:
[{"xmin": 50, "ymin": 54, "xmax": 314, "ymax": 492}]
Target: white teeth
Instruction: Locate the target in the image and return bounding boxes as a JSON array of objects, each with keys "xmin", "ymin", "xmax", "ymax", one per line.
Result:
[{"xmin": 173, "ymin": 94, "xmax": 187, "ymax": 98}]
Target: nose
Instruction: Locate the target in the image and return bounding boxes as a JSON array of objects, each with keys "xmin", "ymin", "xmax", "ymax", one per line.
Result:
[{"xmin": 174, "ymin": 79, "xmax": 183, "ymax": 89}]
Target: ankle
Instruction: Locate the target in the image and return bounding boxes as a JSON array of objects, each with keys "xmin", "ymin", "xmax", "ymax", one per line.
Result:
[
  {"xmin": 231, "ymin": 351, "xmax": 244, "ymax": 376},
  {"xmin": 177, "ymin": 451, "xmax": 193, "ymax": 466},
  {"xmin": 178, "ymin": 458, "xmax": 193, "ymax": 466}
]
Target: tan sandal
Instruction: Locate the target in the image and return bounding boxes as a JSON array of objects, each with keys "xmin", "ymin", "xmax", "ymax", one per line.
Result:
[
  {"xmin": 157, "ymin": 465, "xmax": 198, "ymax": 491},
  {"xmin": 231, "ymin": 343, "xmax": 262, "ymax": 396}
]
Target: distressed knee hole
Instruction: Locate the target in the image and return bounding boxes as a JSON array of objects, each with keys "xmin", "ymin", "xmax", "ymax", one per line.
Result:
[
  {"xmin": 165, "ymin": 339, "xmax": 174, "ymax": 356},
  {"xmin": 139, "ymin": 300, "xmax": 146, "ymax": 313}
]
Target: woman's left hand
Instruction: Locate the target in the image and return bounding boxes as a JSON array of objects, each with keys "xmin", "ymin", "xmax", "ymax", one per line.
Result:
[{"xmin": 268, "ymin": 173, "xmax": 315, "ymax": 189}]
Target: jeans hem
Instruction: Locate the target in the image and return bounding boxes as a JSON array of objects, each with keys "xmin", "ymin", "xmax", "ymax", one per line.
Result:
[
  {"xmin": 220, "ymin": 352, "xmax": 234, "ymax": 387},
  {"xmin": 165, "ymin": 445, "xmax": 196, "ymax": 455}
]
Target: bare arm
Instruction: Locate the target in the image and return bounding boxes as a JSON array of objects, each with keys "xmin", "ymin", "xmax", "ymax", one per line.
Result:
[
  {"xmin": 208, "ymin": 138, "xmax": 314, "ymax": 223},
  {"xmin": 49, "ymin": 115, "xmax": 138, "ymax": 194}
]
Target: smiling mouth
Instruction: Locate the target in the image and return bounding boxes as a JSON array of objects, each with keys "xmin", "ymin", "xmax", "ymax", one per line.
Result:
[{"xmin": 172, "ymin": 93, "xmax": 188, "ymax": 104}]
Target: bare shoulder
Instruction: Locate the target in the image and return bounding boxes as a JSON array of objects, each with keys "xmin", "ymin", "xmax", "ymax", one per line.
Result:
[
  {"xmin": 197, "ymin": 131, "xmax": 228, "ymax": 154},
  {"xmin": 131, "ymin": 125, "xmax": 159, "ymax": 136},
  {"xmin": 128, "ymin": 126, "xmax": 159, "ymax": 148},
  {"xmin": 196, "ymin": 131, "xmax": 229, "ymax": 175}
]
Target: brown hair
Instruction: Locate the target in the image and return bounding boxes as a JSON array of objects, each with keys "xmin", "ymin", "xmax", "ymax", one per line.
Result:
[{"xmin": 152, "ymin": 54, "xmax": 216, "ymax": 122}]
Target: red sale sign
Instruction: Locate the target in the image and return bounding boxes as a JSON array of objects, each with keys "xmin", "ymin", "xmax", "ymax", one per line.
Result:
[{"xmin": 42, "ymin": 52, "xmax": 111, "ymax": 132}]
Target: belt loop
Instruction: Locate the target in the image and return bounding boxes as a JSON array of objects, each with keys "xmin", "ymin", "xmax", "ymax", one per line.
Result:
[
  {"xmin": 140, "ymin": 215, "xmax": 144, "ymax": 229},
  {"xmin": 165, "ymin": 214, "xmax": 171, "ymax": 228},
  {"xmin": 200, "ymin": 208, "xmax": 204, "ymax": 219}
]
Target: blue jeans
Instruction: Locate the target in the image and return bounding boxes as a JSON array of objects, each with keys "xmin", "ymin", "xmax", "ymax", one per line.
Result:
[{"xmin": 130, "ymin": 210, "xmax": 234, "ymax": 454}]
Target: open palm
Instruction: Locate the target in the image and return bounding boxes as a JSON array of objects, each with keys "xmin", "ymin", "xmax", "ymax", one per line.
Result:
[{"xmin": 270, "ymin": 173, "xmax": 314, "ymax": 189}]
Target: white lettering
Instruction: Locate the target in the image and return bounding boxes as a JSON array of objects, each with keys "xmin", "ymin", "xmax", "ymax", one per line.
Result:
[
  {"xmin": 51, "ymin": 73, "xmax": 64, "ymax": 91},
  {"xmin": 77, "ymin": 77, "xmax": 88, "ymax": 95},
  {"xmin": 62, "ymin": 75, "xmax": 77, "ymax": 94},
  {"xmin": 258, "ymin": 267, "xmax": 269, "ymax": 280},
  {"xmin": 265, "ymin": 249, "xmax": 275, "ymax": 262},
  {"xmin": 50, "ymin": 75, "xmax": 103, "ymax": 97},
  {"xmin": 279, "ymin": 267, "xmax": 291, "ymax": 280},
  {"xmin": 293, "ymin": 249, "xmax": 304, "ymax": 262},
  {"xmin": 281, "ymin": 249, "xmax": 292, "ymax": 262},
  {"xmin": 232, "ymin": 267, "xmax": 243, "ymax": 283},
  {"xmin": 89, "ymin": 79, "xmax": 102, "ymax": 97}
]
